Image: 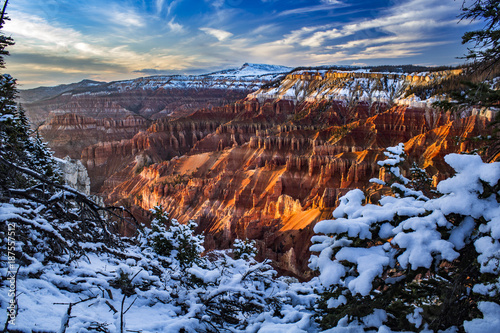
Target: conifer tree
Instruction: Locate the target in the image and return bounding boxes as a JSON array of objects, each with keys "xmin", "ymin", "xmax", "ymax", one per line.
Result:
[
  {"xmin": 460, "ymin": 0, "xmax": 500, "ymax": 72},
  {"xmin": 0, "ymin": 4, "xmax": 59, "ymax": 190},
  {"xmin": 433, "ymin": 0, "xmax": 500, "ymax": 161}
]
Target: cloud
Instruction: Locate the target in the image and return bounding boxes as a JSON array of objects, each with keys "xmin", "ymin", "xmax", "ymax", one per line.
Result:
[
  {"xmin": 282, "ymin": 26, "xmax": 328, "ymax": 45},
  {"xmin": 3, "ymin": 10, "xmax": 199, "ymax": 87},
  {"xmin": 3, "ymin": 11, "xmax": 82, "ymax": 50},
  {"xmin": 330, "ymin": 35, "xmax": 421, "ymax": 50},
  {"xmin": 7, "ymin": 52, "xmax": 128, "ymax": 73},
  {"xmin": 165, "ymin": 0, "xmax": 183, "ymax": 16},
  {"xmin": 300, "ymin": 28, "xmax": 344, "ymax": 47},
  {"xmin": 347, "ymin": 41, "xmax": 449, "ymax": 60},
  {"xmin": 156, "ymin": 0, "xmax": 166, "ymax": 14},
  {"xmin": 200, "ymin": 27, "xmax": 233, "ymax": 41},
  {"xmin": 251, "ymin": 24, "xmax": 279, "ymax": 36},
  {"xmin": 207, "ymin": 0, "xmax": 225, "ymax": 9},
  {"xmin": 278, "ymin": 2, "xmax": 346, "ymax": 16},
  {"xmin": 133, "ymin": 68, "xmax": 170, "ymax": 75},
  {"xmin": 168, "ymin": 19, "xmax": 184, "ymax": 33},
  {"xmin": 133, "ymin": 67, "xmax": 212, "ymax": 76},
  {"xmin": 274, "ymin": 0, "xmax": 464, "ymax": 52},
  {"xmin": 105, "ymin": 7, "xmax": 145, "ymax": 28}
]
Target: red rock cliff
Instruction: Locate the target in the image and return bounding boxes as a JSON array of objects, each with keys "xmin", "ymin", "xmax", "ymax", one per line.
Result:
[{"xmin": 97, "ymin": 98, "xmax": 491, "ymax": 278}]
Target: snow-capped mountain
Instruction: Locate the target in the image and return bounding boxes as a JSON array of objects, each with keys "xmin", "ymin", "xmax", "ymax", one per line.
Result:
[
  {"xmin": 108, "ymin": 63, "xmax": 292, "ymax": 92},
  {"xmin": 205, "ymin": 63, "xmax": 293, "ymax": 77},
  {"xmin": 18, "ymin": 63, "xmax": 293, "ymax": 126},
  {"xmin": 19, "ymin": 63, "xmax": 292, "ymax": 104}
]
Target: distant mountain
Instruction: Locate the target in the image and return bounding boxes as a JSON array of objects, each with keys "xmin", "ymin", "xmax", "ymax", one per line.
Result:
[
  {"xmin": 18, "ymin": 63, "xmax": 292, "ymax": 104},
  {"xmin": 17, "ymin": 63, "xmax": 293, "ymax": 130},
  {"xmin": 206, "ymin": 63, "xmax": 293, "ymax": 77},
  {"xmin": 18, "ymin": 79, "xmax": 106, "ymax": 104}
]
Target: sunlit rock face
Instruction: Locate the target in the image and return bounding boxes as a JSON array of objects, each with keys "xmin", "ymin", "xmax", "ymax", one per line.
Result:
[
  {"xmin": 96, "ymin": 99, "xmax": 489, "ymax": 279},
  {"xmin": 23, "ymin": 67, "xmax": 493, "ymax": 278}
]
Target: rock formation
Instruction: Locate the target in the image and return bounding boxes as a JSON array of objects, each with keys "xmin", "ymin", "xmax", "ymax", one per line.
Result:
[
  {"xmin": 98, "ymin": 98, "xmax": 491, "ymax": 278},
  {"xmin": 23, "ymin": 66, "xmax": 496, "ymax": 278},
  {"xmin": 38, "ymin": 113, "xmax": 149, "ymax": 160},
  {"xmin": 55, "ymin": 156, "xmax": 91, "ymax": 195}
]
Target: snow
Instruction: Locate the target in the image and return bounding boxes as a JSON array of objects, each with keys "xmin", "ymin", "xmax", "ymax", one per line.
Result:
[
  {"xmin": 207, "ymin": 63, "xmax": 292, "ymax": 77},
  {"xmin": 336, "ymin": 245, "xmax": 390, "ymax": 295},
  {"xmin": 106, "ymin": 63, "xmax": 291, "ymax": 93},
  {"xmin": 474, "ymin": 236, "xmax": 500, "ymax": 275},
  {"xmin": 406, "ymin": 308, "xmax": 423, "ymax": 328},
  {"xmin": 464, "ymin": 302, "xmax": 500, "ymax": 333}
]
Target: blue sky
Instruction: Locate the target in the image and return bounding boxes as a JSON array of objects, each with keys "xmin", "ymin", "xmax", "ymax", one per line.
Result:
[{"xmin": 2, "ymin": 0, "xmax": 480, "ymax": 88}]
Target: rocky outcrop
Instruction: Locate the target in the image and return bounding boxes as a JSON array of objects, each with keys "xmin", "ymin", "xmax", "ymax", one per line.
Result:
[
  {"xmin": 250, "ymin": 68, "xmax": 463, "ymax": 106},
  {"xmin": 20, "ymin": 63, "xmax": 290, "ymax": 127},
  {"xmin": 55, "ymin": 156, "xmax": 91, "ymax": 195}
]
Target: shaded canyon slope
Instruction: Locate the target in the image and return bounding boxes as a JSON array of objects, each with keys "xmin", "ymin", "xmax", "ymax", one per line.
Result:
[{"xmin": 25, "ymin": 66, "xmax": 495, "ymax": 278}]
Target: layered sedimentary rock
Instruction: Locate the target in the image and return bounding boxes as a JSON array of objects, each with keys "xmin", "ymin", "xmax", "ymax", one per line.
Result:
[
  {"xmin": 25, "ymin": 66, "xmax": 495, "ymax": 278},
  {"xmin": 96, "ymin": 95, "xmax": 490, "ymax": 278},
  {"xmin": 20, "ymin": 63, "xmax": 291, "ymax": 126},
  {"xmin": 39, "ymin": 113, "xmax": 149, "ymax": 160},
  {"xmin": 22, "ymin": 64, "xmax": 290, "ymax": 165}
]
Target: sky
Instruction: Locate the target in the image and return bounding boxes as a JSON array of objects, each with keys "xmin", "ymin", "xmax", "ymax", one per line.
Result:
[{"xmin": 1, "ymin": 0, "xmax": 481, "ymax": 89}]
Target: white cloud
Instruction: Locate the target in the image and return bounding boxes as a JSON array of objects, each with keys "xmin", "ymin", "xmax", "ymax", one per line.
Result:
[
  {"xmin": 278, "ymin": 2, "xmax": 346, "ymax": 16},
  {"xmin": 208, "ymin": 0, "xmax": 225, "ymax": 9},
  {"xmin": 3, "ymin": 10, "xmax": 197, "ymax": 83},
  {"xmin": 251, "ymin": 24, "xmax": 279, "ymax": 36},
  {"xmin": 300, "ymin": 28, "xmax": 344, "ymax": 47},
  {"xmin": 106, "ymin": 7, "xmax": 145, "ymax": 28},
  {"xmin": 4, "ymin": 12, "xmax": 82, "ymax": 50},
  {"xmin": 168, "ymin": 19, "xmax": 184, "ymax": 33},
  {"xmin": 282, "ymin": 26, "xmax": 327, "ymax": 45},
  {"xmin": 166, "ymin": 0, "xmax": 184, "ymax": 16},
  {"xmin": 200, "ymin": 27, "xmax": 233, "ymax": 41},
  {"xmin": 156, "ymin": 0, "xmax": 166, "ymax": 13},
  {"xmin": 348, "ymin": 41, "xmax": 449, "ymax": 60},
  {"xmin": 330, "ymin": 35, "xmax": 421, "ymax": 50},
  {"xmin": 274, "ymin": 0, "xmax": 463, "ymax": 52}
]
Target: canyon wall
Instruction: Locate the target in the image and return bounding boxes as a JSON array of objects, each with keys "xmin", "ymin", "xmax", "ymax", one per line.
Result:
[
  {"xmin": 22, "ymin": 64, "xmax": 290, "ymax": 163},
  {"xmin": 93, "ymin": 97, "xmax": 490, "ymax": 279},
  {"xmin": 22, "ymin": 66, "xmax": 495, "ymax": 278}
]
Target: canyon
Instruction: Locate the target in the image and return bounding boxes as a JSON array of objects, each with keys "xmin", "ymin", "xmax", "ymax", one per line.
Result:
[{"xmin": 20, "ymin": 64, "xmax": 495, "ymax": 278}]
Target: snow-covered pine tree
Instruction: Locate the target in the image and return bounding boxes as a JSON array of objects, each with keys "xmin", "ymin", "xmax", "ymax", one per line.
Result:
[
  {"xmin": 134, "ymin": 207, "xmax": 306, "ymax": 332},
  {"xmin": 0, "ymin": 15, "xmax": 58, "ymax": 190},
  {"xmin": 233, "ymin": 238, "xmax": 258, "ymax": 260},
  {"xmin": 142, "ymin": 205, "xmax": 204, "ymax": 269},
  {"xmin": 310, "ymin": 144, "xmax": 500, "ymax": 332}
]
